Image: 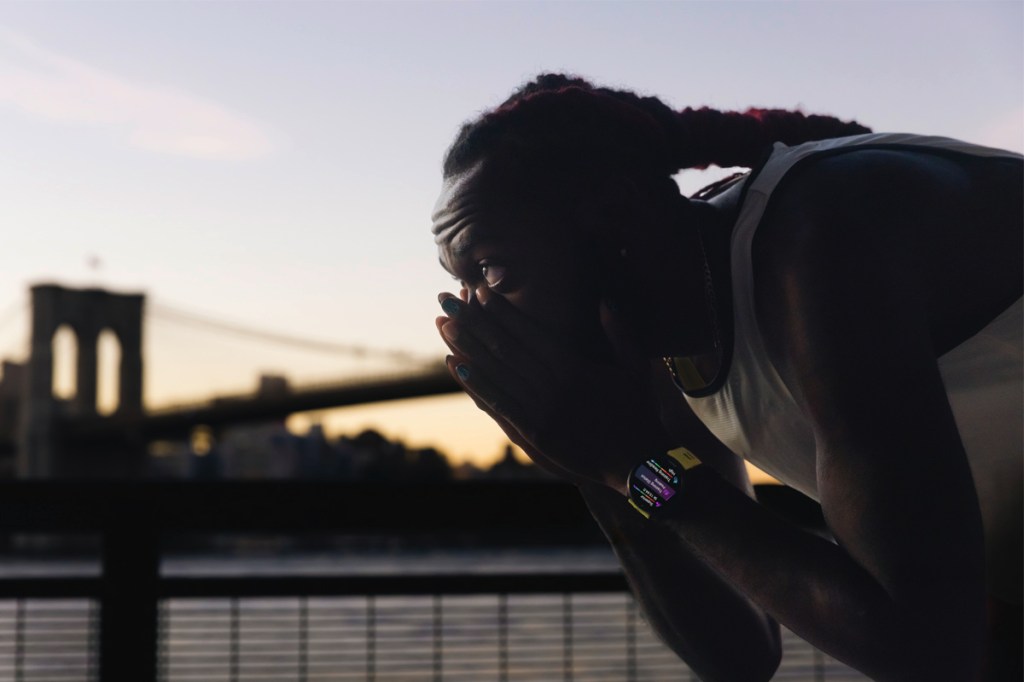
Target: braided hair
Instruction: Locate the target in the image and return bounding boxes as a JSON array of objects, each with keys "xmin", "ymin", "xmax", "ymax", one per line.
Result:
[{"xmin": 443, "ymin": 73, "xmax": 871, "ymax": 186}]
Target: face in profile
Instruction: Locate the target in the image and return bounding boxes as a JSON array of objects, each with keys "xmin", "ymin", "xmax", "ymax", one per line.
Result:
[{"xmin": 432, "ymin": 161, "xmax": 611, "ymax": 357}]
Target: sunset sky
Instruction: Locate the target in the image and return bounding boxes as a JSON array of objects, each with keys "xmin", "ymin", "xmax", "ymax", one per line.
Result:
[{"xmin": 0, "ymin": 1, "xmax": 1020, "ymax": 470}]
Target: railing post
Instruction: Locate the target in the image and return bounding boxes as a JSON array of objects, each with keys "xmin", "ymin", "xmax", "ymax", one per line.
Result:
[
  {"xmin": 497, "ymin": 594, "xmax": 508, "ymax": 682},
  {"xmin": 88, "ymin": 600, "xmax": 98, "ymax": 681},
  {"xmin": 562, "ymin": 592, "xmax": 573, "ymax": 682},
  {"xmin": 15, "ymin": 599, "xmax": 25, "ymax": 682},
  {"xmin": 625, "ymin": 596, "xmax": 637, "ymax": 682},
  {"xmin": 814, "ymin": 647, "xmax": 826, "ymax": 681},
  {"xmin": 99, "ymin": 528, "xmax": 159, "ymax": 682},
  {"xmin": 229, "ymin": 598, "xmax": 240, "ymax": 682},
  {"xmin": 366, "ymin": 595, "xmax": 376, "ymax": 682},
  {"xmin": 432, "ymin": 594, "xmax": 443, "ymax": 681},
  {"xmin": 298, "ymin": 597, "xmax": 308, "ymax": 682}
]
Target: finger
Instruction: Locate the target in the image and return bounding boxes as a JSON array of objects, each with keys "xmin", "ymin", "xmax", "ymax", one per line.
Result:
[
  {"xmin": 439, "ymin": 293, "xmax": 551, "ymax": 387},
  {"xmin": 454, "ymin": 371, "xmax": 576, "ymax": 481},
  {"xmin": 473, "ymin": 286, "xmax": 569, "ymax": 369},
  {"xmin": 441, "ymin": 317, "xmax": 547, "ymax": 397},
  {"xmin": 436, "ymin": 316, "xmax": 460, "ymax": 357},
  {"xmin": 445, "ymin": 354, "xmax": 537, "ymax": 423},
  {"xmin": 444, "ymin": 355, "xmax": 544, "ymax": 437},
  {"xmin": 438, "ymin": 292, "xmax": 462, "ymax": 319}
]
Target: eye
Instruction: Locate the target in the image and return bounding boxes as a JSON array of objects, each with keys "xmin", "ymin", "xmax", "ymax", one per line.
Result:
[{"xmin": 480, "ymin": 260, "xmax": 507, "ymax": 288}]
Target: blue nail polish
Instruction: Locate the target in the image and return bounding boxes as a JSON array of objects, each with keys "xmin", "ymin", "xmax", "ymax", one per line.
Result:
[
  {"xmin": 456, "ymin": 364, "xmax": 471, "ymax": 381},
  {"xmin": 441, "ymin": 298, "xmax": 460, "ymax": 316}
]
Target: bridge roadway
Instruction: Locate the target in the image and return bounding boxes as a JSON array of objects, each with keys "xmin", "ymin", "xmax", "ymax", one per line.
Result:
[{"xmin": 65, "ymin": 362, "xmax": 460, "ymax": 442}]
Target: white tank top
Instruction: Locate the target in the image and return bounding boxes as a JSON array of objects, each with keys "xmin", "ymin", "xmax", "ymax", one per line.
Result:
[{"xmin": 685, "ymin": 133, "xmax": 1023, "ymax": 602}]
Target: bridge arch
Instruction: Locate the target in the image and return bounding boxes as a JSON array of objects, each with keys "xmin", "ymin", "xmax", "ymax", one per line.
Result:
[{"xmin": 21, "ymin": 284, "xmax": 145, "ymax": 477}]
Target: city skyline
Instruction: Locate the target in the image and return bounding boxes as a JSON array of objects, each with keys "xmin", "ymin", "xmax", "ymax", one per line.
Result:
[{"xmin": 0, "ymin": 1, "xmax": 1020, "ymax": 469}]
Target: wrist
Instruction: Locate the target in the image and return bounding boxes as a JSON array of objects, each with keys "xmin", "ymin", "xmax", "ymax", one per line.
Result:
[
  {"xmin": 606, "ymin": 429, "xmax": 677, "ymax": 496},
  {"xmin": 605, "ymin": 460, "xmax": 635, "ymax": 497},
  {"xmin": 626, "ymin": 446, "xmax": 703, "ymax": 519}
]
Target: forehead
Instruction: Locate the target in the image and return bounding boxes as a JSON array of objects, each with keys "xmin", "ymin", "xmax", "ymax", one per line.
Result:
[
  {"xmin": 432, "ymin": 161, "xmax": 521, "ymax": 263},
  {"xmin": 432, "ymin": 161, "xmax": 494, "ymax": 241},
  {"xmin": 430, "ymin": 159, "xmax": 584, "ymax": 275}
]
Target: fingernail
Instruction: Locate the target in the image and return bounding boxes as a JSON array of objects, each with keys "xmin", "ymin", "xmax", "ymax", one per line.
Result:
[
  {"xmin": 456, "ymin": 364, "xmax": 471, "ymax": 381},
  {"xmin": 440, "ymin": 297, "xmax": 460, "ymax": 316}
]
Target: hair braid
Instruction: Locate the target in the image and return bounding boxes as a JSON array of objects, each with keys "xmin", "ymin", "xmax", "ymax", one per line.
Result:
[
  {"xmin": 443, "ymin": 73, "xmax": 872, "ymax": 180},
  {"xmin": 671, "ymin": 107, "xmax": 872, "ymax": 169}
]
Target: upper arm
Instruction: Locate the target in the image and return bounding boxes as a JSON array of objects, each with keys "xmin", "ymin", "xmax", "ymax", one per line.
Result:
[{"xmin": 753, "ymin": 154, "xmax": 987, "ymax": 656}]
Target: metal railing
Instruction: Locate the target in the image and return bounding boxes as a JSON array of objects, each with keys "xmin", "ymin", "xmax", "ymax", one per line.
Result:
[
  {"xmin": 0, "ymin": 481, "xmax": 860, "ymax": 682},
  {"xmin": 158, "ymin": 588, "xmax": 691, "ymax": 681}
]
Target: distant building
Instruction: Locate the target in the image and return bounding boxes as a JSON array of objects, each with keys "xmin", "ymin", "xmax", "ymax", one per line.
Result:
[
  {"xmin": 257, "ymin": 374, "xmax": 290, "ymax": 399},
  {"xmin": 486, "ymin": 444, "xmax": 550, "ymax": 480},
  {"xmin": 451, "ymin": 461, "xmax": 485, "ymax": 481}
]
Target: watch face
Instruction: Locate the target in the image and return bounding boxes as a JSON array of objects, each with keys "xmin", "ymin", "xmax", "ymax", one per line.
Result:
[{"xmin": 629, "ymin": 455, "xmax": 681, "ymax": 514}]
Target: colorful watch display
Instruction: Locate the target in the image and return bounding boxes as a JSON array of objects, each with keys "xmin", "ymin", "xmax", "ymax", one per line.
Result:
[{"xmin": 627, "ymin": 446, "xmax": 702, "ymax": 519}]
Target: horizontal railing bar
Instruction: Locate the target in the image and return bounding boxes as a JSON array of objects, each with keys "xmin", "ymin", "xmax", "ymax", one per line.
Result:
[
  {"xmin": 0, "ymin": 481, "xmax": 822, "ymax": 533},
  {"xmin": 0, "ymin": 578, "xmax": 101, "ymax": 598},
  {"xmin": 0, "ymin": 481, "xmax": 595, "ymax": 533},
  {"xmin": 159, "ymin": 573, "xmax": 627, "ymax": 597},
  {"xmin": 1, "ymin": 572, "xmax": 628, "ymax": 601},
  {"xmin": 0, "ymin": 606, "xmax": 94, "ymax": 614}
]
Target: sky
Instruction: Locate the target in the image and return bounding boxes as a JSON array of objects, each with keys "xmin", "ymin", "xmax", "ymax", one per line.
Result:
[{"xmin": 0, "ymin": 0, "xmax": 1021, "ymax": 470}]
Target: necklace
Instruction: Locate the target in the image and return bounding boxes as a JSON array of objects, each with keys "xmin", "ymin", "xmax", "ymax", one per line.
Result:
[{"xmin": 663, "ymin": 225, "xmax": 722, "ymax": 392}]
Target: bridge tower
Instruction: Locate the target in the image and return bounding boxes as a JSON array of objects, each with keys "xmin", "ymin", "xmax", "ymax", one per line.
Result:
[{"xmin": 20, "ymin": 284, "xmax": 144, "ymax": 477}]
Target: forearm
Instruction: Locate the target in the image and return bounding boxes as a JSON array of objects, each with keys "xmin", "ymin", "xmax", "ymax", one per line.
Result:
[
  {"xmin": 655, "ymin": 466, "xmax": 985, "ymax": 681},
  {"xmin": 580, "ymin": 483, "xmax": 781, "ymax": 682}
]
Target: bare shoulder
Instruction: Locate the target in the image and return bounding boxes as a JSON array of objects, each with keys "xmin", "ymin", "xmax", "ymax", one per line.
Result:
[
  {"xmin": 755, "ymin": 146, "xmax": 1020, "ymax": 267},
  {"xmin": 751, "ymin": 147, "xmax": 1022, "ymax": 375}
]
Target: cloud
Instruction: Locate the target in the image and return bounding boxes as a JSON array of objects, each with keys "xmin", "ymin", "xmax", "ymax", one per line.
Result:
[{"xmin": 0, "ymin": 28, "xmax": 276, "ymax": 160}]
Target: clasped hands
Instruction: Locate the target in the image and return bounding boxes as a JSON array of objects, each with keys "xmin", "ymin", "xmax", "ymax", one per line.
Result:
[{"xmin": 435, "ymin": 287, "xmax": 671, "ymax": 495}]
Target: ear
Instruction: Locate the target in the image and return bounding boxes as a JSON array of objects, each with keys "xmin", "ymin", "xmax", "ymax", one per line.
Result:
[
  {"xmin": 571, "ymin": 175, "xmax": 662, "ymax": 248},
  {"xmin": 567, "ymin": 180, "xmax": 631, "ymax": 288},
  {"xmin": 571, "ymin": 176, "xmax": 625, "ymax": 226}
]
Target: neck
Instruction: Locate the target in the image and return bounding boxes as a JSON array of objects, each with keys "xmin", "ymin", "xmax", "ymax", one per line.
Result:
[
  {"xmin": 662, "ymin": 195, "xmax": 735, "ymax": 358},
  {"xmin": 661, "ymin": 183, "xmax": 743, "ymax": 393},
  {"xmin": 616, "ymin": 175, "xmax": 746, "ymax": 361}
]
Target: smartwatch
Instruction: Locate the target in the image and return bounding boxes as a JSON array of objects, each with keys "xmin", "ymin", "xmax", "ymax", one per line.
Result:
[{"xmin": 627, "ymin": 446, "xmax": 702, "ymax": 519}]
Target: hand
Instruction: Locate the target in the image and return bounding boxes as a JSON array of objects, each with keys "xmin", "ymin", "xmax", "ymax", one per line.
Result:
[{"xmin": 435, "ymin": 287, "xmax": 672, "ymax": 493}]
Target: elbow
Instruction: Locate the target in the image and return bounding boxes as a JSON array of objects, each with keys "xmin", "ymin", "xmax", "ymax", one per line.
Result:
[
  {"xmin": 697, "ymin": 648, "xmax": 780, "ymax": 682},
  {"xmin": 685, "ymin": 629, "xmax": 781, "ymax": 682},
  {"xmin": 735, "ymin": 642, "xmax": 782, "ymax": 682},
  {"xmin": 749, "ymin": 640, "xmax": 783, "ymax": 682}
]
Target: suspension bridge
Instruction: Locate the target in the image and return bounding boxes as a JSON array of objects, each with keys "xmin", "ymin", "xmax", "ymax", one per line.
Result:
[{"xmin": 0, "ymin": 284, "xmax": 459, "ymax": 477}]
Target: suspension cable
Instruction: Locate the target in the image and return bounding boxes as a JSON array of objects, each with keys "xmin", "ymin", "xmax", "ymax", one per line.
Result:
[{"xmin": 149, "ymin": 301, "xmax": 434, "ymax": 365}]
